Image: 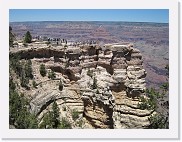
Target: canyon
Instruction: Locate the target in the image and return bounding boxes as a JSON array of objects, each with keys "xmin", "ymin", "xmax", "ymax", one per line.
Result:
[
  {"xmin": 10, "ymin": 42, "xmax": 155, "ymax": 128},
  {"xmin": 10, "ymin": 21, "xmax": 169, "ymax": 88}
]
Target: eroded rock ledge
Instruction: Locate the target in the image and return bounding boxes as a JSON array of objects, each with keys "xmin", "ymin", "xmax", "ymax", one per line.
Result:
[{"xmin": 10, "ymin": 42, "xmax": 153, "ymax": 128}]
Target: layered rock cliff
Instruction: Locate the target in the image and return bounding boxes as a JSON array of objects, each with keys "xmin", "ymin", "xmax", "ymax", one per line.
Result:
[{"xmin": 10, "ymin": 42, "xmax": 154, "ymax": 128}]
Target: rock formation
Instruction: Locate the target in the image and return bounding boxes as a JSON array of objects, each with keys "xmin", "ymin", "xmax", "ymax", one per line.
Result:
[{"xmin": 10, "ymin": 42, "xmax": 154, "ymax": 128}]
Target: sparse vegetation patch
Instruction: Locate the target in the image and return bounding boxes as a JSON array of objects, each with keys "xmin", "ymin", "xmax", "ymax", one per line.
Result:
[{"xmin": 39, "ymin": 64, "xmax": 47, "ymax": 77}]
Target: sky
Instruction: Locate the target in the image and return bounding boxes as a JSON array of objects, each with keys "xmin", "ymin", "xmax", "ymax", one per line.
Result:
[{"xmin": 9, "ymin": 9, "xmax": 169, "ymax": 23}]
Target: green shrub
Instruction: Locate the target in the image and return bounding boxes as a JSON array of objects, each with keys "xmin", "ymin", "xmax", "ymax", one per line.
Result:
[
  {"xmin": 59, "ymin": 80, "xmax": 63, "ymax": 91},
  {"xmin": 138, "ymin": 95, "xmax": 156, "ymax": 110},
  {"xmin": 148, "ymin": 113, "xmax": 169, "ymax": 129},
  {"xmin": 48, "ymin": 70, "xmax": 56, "ymax": 79},
  {"xmin": 9, "ymin": 78, "xmax": 16, "ymax": 91},
  {"xmin": 24, "ymin": 31, "xmax": 32, "ymax": 43},
  {"xmin": 160, "ymin": 82, "xmax": 169, "ymax": 91},
  {"xmin": 39, "ymin": 64, "xmax": 47, "ymax": 77},
  {"xmin": 32, "ymin": 80, "xmax": 38, "ymax": 88},
  {"xmin": 165, "ymin": 64, "xmax": 169, "ymax": 76},
  {"xmin": 39, "ymin": 111, "xmax": 53, "ymax": 129},
  {"xmin": 9, "ymin": 90, "xmax": 38, "ymax": 128},
  {"xmin": 9, "ymin": 54, "xmax": 22, "ymax": 77},
  {"xmin": 24, "ymin": 59, "xmax": 33, "ymax": 79},
  {"xmin": 10, "ymin": 58, "xmax": 33, "ymax": 90},
  {"xmin": 92, "ymin": 77, "xmax": 97, "ymax": 89},
  {"xmin": 9, "ymin": 26, "xmax": 15, "ymax": 47},
  {"xmin": 77, "ymin": 119, "xmax": 83, "ymax": 128},
  {"xmin": 138, "ymin": 88, "xmax": 163, "ymax": 110},
  {"xmin": 52, "ymin": 101, "xmax": 60, "ymax": 128},
  {"xmin": 72, "ymin": 109, "xmax": 79, "ymax": 120},
  {"xmin": 20, "ymin": 71, "xmax": 30, "ymax": 90},
  {"xmin": 59, "ymin": 118, "xmax": 72, "ymax": 129},
  {"xmin": 39, "ymin": 101, "xmax": 60, "ymax": 129}
]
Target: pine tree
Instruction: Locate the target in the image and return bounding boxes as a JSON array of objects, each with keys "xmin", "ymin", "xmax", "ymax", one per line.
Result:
[
  {"xmin": 59, "ymin": 80, "xmax": 63, "ymax": 91},
  {"xmin": 39, "ymin": 64, "xmax": 47, "ymax": 77},
  {"xmin": 20, "ymin": 70, "xmax": 29, "ymax": 89},
  {"xmin": 59, "ymin": 117, "xmax": 72, "ymax": 129},
  {"xmin": 9, "ymin": 91, "xmax": 21, "ymax": 125},
  {"xmin": 9, "ymin": 91, "xmax": 38, "ymax": 128},
  {"xmin": 9, "ymin": 78, "xmax": 16, "ymax": 91},
  {"xmin": 48, "ymin": 70, "xmax": 56, "ymax": 79},
  {"xmin": 39, "ymin": 101, "xmax": 60, "ymax": 129},
  {"xmin": 39, "ymin": 111, "xmax": 53, "ymax": 129},
  {"xmin": 24, "ymin": 31, "xmax": 32, "ymax": 43},
  {"xmin": 24, "ymin": 60, "xmax": 33, "ymax": 79},
  {"xmin": 9, "ymin": 26, "xmax": 15, "ymax": 47},
  {"xmin": 92, "ymin": 77, "xmax": 97, "ymax": 89},
  {"xmin": 52, "ymin": 100, "xmax": 60, "ymax": 128}
]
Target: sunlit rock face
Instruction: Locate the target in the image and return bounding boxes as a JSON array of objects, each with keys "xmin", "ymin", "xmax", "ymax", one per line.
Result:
[{"xmin": 10, "ymin": 42, "xmax": 153, "ymax": 128}]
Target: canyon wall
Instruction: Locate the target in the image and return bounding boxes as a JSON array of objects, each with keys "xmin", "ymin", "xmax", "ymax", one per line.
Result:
[{"xmin": 10, "ymin": 43, "xmax": 154, "ymax": 128}]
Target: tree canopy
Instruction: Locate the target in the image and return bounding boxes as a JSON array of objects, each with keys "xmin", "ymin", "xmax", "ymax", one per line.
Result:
[
  {"xmin": 9, "ymin": 90, "xmax": 38, "ymax": 128},
  {"xmin": 24, "ymin": 31, "xmax": 32, "ymax": 43},
  {"xmin": 40, "ymin": 100, "xmax": 60, "ymax": 129},
  {"xmin": 9, "ymin": 26, "xmax": 15, "ymax": 47},
  {"xmin": 39, "ymin": 64, "xmax": 47, "ymax": 77}
]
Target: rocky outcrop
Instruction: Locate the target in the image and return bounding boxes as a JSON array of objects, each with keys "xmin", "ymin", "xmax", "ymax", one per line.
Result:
[
  {"xmin": 10, "ymin": 42, "xmax": 153, "ymax": 128},
  {"xmin": 77, "ymin": 44, "xmax": 151, "ymax": 128}
]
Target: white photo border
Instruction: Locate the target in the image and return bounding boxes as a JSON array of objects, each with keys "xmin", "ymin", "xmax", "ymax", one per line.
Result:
[{"xmin": 0, "ymin": 0, "xmax": 179, "ymax": 139}]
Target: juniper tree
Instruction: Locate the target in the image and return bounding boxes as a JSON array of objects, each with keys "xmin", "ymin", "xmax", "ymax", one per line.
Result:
[
  {"xmin": 52, "ymin": 100, "xmax": 60, "ymax": 128},
  {"xmin": 9, "ymin": 26, "xmax": 15, "ymax": 47},
  {"xmin": 24, "ymin": 31, "xmax": 32, "ymax": 43},
  {"xmin": 39, "ymin": 64, "xmax": 47, "ymax": 77},
  {"xmin": 92, "ymin": 77, "xmax": 97, "ymax": 89}
]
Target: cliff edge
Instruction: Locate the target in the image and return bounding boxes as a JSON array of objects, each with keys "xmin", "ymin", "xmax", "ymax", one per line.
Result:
[{"xmin": 10, "ymin": 42, "xmax": 154, "ymax": 128}]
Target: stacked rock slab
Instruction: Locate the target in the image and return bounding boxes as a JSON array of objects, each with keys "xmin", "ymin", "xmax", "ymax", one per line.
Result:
[
  {"xmin": 78, "ymin": 43, "xmax": 152, "ymax": 128},
  {"xmin": 10, "ymin": 42, "xmax": 153, "ymax": 128}
]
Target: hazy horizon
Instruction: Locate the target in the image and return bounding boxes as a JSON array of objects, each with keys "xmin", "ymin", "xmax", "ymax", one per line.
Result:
[
  {"xmin": 9, "ymin": 20, "xmax": 169, "ymax": 24},
  {"xmin": 9, "ymin": 9, "xmax": 169, "ymax": 23}
]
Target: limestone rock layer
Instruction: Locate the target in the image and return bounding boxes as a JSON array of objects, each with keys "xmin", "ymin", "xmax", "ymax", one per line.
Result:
[{"xmin": 10, "ymin": 42, "xmax": 153, "ymax": 128}]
